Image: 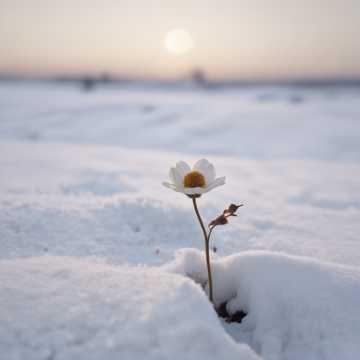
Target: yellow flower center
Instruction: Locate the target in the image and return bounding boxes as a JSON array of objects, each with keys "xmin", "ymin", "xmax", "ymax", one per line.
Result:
[{"xmin": 183, "ymin": 171, "xmax": 206, "ymax": 188}]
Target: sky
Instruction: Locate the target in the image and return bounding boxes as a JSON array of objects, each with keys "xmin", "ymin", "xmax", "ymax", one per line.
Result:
[{"xmin": 0, "ymin": 0, "xmax": 359, "ymax": 80}]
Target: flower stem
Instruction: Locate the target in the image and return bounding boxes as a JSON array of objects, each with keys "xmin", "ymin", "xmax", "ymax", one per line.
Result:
[{"xmin": 192, "ymin": 197, "xmax": 213, "ymax": 303}]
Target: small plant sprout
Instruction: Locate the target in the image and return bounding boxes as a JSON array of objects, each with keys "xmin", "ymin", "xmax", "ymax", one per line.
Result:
[{"xmin": 163, "ymin": 159, "xmax": 243, "ymax": 304}]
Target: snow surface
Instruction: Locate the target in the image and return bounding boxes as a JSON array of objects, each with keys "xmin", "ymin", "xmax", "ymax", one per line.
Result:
[
  {"xmin": 166, "ymin": 248, "xmax": 360, "ymax": 360},
  {"xmin": 0, "ymin": 256, "xmax": 258, "ymax": 360},
  {"xmin": 1, "ymin": 81, "xmax": 360, "ymax": 162},
  {"xmin": 1, "ymin": 81, "xmax": 360, "ymax": 359}
]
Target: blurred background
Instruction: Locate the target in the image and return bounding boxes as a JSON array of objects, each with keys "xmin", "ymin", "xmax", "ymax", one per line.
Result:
[
  {"xmin": 0, "ymin": 0, "xmax": 360, "ymax": 162},
  {"xmin": 1, "ymin": 0, "xmax": 359, "ymax": 82}
]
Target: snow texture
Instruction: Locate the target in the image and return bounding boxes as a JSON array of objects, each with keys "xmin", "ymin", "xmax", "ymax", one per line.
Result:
[
  {"xmin": 0, "ymin": 256, "xmax": 258, "ymax": 360},
  {"xmin": 1, "ymin": 81, "xmax": 360, "ymax": 359},
  {"xmin": 166, "ymin": 248, "xmax": 360, "ymax": 360}
]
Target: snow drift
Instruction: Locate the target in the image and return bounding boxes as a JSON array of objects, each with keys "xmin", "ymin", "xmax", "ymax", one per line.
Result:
[
  {"xmin": 0, "ymin": 256, "xmax": 258, "ymax": 360},
  {"xmin": 166, "ymin": 249, "xmax": 360, "ymax": 360}
]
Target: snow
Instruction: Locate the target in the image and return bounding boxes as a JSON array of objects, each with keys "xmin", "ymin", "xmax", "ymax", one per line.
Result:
[
  {"xmin": 166, "ymin": 248, "xmax": 360, "ymax": 360},
  {"xmin": 0, "ymin": 256, "xmax": 258, "ymax": 360},
  {"xmin": 0, "ymin": 81, "xmax": 360, "ymax": 359},
  {"xmin": 1, "ymin": 141, "xmax": 359, "ymax": 266},
  {"xmin": 1, "ymin": 82, "xmax": 360, "ymax": 161}
]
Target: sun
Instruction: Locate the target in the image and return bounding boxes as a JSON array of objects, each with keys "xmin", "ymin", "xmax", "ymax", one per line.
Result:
[{"xmin": 164, "ymin": 29, "xmax": 194, "ymax": 55}]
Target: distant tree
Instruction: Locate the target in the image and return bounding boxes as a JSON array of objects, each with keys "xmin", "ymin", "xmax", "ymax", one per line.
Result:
[
  {"xmin": 191, "ymin": 68, "xmax": 208, "ymax": 87},
  {"xmin": 82, "ymin": 77, "xmax": 96, "ymax": 91}
]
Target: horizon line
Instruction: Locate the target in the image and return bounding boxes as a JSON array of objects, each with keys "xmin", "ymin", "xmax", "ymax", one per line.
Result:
[{"xmin": 1, "ymin": 72, "xmax": 360, "ymax": 88}]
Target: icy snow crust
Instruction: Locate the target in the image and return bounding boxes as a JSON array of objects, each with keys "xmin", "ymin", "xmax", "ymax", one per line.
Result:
[{"xmin": 1, "ymin": 82, "xmax": 360, "ymax": 359}]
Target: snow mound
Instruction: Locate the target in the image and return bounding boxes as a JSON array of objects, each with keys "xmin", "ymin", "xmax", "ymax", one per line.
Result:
[
  {"xmin": 0, "ymin": 256, "xmax": 258, "ymax": 360},
  {"xmin": 166, "ymin": 249, "xmax": 360, "ymax": 360}
]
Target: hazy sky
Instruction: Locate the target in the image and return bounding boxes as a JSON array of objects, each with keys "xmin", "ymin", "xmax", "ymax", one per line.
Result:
[{"xmin": 0, "ymin": 0, "xmax": 359, "ymax": 80}]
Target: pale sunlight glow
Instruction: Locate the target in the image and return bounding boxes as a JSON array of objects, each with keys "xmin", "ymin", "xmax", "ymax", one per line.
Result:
[{"xmin": 164, "ymin": 29, "xmax": 194, "ymax": 55}]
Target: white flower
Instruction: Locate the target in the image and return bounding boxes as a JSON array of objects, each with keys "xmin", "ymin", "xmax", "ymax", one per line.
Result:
[{"xmin": 163, "ymin": 159, "xmax": 225, "ymax": 196}]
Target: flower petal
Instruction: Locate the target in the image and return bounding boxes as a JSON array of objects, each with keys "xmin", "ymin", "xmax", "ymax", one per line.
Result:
[
  {"xmin": 176, "ymin": 161, "xmax": 191, "ymax": 178},
  {"xmin": 203, "ymin": 177, "xmax": 226, "ymax": 193},
  {"xmin": 203, "ymin": 163, "xmax": 216, "ymax": 184},
  {"xmin": 169, "ymin": 167, "xmax": 183, "ymax": 188},
  {"xmin": 193, "ymin": 159, "xmax": 211, "ymax": 172},
  {"xmin": 184, "ymin": 187, "xmax": 206, "ymax": 195},
  {"xmin": 193, "ymin": 159, "xmax": 216, "ymax": 184},
  {"xmin": 162, "ymin": 182, "xmax": 177, "ymax": 190},
  {"xmin": 163, "ymin": 182, "xmax": 186, "ymax": 193}
]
